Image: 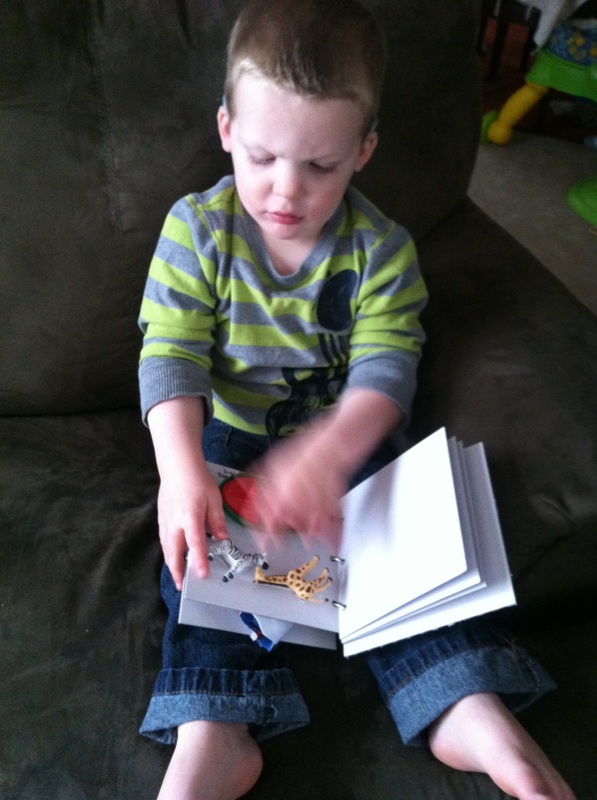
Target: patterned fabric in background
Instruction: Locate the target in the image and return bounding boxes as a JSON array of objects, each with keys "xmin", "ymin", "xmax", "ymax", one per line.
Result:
[{"xmin": 547, "ymin": 20, "xmax": 597, "ymax": 64}]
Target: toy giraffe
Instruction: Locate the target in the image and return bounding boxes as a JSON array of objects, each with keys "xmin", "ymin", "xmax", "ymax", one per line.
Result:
[{"xmin": 254, "ymin": 555, "xmax": 332, "ymax": 603}]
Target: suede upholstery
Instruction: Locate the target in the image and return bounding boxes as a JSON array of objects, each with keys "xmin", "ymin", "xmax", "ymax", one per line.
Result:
[{"xmin": 1, "ymin": 2, "xmax": 596, "ymax": 798}]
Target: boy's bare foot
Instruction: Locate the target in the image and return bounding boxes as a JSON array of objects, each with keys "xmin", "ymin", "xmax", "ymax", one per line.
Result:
[
  {"xmin": 428, "ymin": 692, "xmax": 575, "ymax": 799},
  {"xmin": 157, "ymin": 720, "xmax": 263, "ymax": 800}
]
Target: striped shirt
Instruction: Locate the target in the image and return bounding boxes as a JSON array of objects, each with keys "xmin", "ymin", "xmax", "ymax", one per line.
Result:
[{"xmin": 139, "ymin": 176, "xmax": 427, "ymax": 436}]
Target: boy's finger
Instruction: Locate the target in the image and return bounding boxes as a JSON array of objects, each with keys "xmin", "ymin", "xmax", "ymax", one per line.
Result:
[
  {"xmin": 206, "ymin": 498, "xmax": 228, "ymax": 540},
  {"xmin": 161, "ymin": 527, "xmax": 186, "ymax": 590},
  {"xmin": 167, "ymin": 550, "xmax": 185, "ymax": 591},
  {"xmin": 185, "ymin": 522, "xmax": 210, "ymax": 579}
]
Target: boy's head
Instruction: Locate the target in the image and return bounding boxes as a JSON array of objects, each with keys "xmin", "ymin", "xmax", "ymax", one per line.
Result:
[{"xmin": 223, "ymin": 0, "xmax": 386, "ymax": 139}]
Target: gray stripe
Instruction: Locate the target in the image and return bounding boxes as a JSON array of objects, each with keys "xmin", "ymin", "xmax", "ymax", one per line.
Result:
[
  {"xmin": 143, "ymin": 276, "xmax": 208, "ymax": 313},
  {"xmin": 153, "ymin": 236, "xmax": 203, "ymax": 279}
]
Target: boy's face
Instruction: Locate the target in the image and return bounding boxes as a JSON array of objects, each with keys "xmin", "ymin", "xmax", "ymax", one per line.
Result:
[{"xmin": 218, "ymin": 73, "xmax": 378, "ymax": 256}]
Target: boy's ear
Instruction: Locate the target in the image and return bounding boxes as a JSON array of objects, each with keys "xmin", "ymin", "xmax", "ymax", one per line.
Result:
[
  {"xmin": 354, "ymin": 131, "xmax": 378, "ymax": 172},
  {"xmin": 217, "ymin": 105, "xmax": 232, "ymax": 153}
]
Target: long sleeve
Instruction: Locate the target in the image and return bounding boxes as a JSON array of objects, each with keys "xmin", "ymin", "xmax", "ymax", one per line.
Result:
[{"xmin": 138, "ymin": 195, "xmax": 220, "ymax": 422}]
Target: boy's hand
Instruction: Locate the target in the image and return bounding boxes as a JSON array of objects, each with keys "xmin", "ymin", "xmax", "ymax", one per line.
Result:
[
  {"xmin": 157, "ymin": 464, "xmax": 228, "ymax": 590},
  {"xmin": 256, "ymin": 426, "xmax": 347, "ymax": 540},
  {"xmin": 147, "ymin": 396, "xmax": 228, "ymax": 591},
  {"xmin": 255, "ymin": 389, "xmax": 403, "ymax": 542}
]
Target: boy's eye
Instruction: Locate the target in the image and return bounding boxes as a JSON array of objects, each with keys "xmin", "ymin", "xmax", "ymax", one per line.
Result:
[
  {"xmin": 248, "ymin": 154, "xmax": 274, "ymax": 166},
  {"xmin": 246, "ymin": 154, "xmax": 337, "ymax": 173},
  {"xmin": 310, "ymin": 163, "xmax": 337, "ymax": 174}
]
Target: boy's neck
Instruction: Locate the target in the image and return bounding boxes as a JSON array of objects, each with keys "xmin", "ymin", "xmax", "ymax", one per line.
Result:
[{"xmin": 262, "ymin": 233, "xmax": 319, "ymax": 277}]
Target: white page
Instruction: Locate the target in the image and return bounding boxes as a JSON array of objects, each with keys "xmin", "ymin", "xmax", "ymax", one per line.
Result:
[
  {"xmin": 338, "ymin": 429, "xmax": 468, "ymax": 641},
  {"xmin": 462, "ymin": 443, "xmax": 516, "ymax": 608},
  {"xmin": 340, "ymin": 569, "xmax": 483, "ymax": 644},
  {"xmin": 449, "ymin": 438, "xmax": 481, "ymax": 576},
  {"xmin": 341, "ymin": 441, "xmax": 516, "ymax": 657},
  {"xmin": 179, "ymin": 596, "xmax": 338, "ymax": 649},
  {"xmin": 340, "ymin": 436, "xmax": 484, "ymax": 643}
]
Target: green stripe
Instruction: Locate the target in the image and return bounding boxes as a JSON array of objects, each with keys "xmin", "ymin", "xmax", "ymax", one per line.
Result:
[
  {"xmin": 227, "ymin": 324, "xmax": 319, "ymax": 350},
  {"xmin": 140, "ymin": 342, "xmax": 212, "ymax": 368},
  {"xmin": 211, "ymin": 231, "xmax": 255, "ymax": 264},
  {"xmin": 213, "ymin": 403, "xmax": 268, "ymax": 434},
  {"xmin": 219, "ymin": 277, "xmax": 269, "ymax": 304},
  {"xmin": 350, "ymin": 328, "xmax": 422, "ymax": 354},
  {"xmin": 212, "ymin": 377, "xmax": 276, "ymax": 410},
  {"xmin": 161, "ymin": 214, "xmax": 196, "ymax": 251},
  {"xmin": 310, "ymin": 253, "xmax": 360, "ymax": 276},
  {"xmin": 336, "ymin": 208, "xmax": 377, "ymax": 236},
  {"xmin": 359, "ymin": 285, "xmax": 424, "ymax": 317},
  {"xmin": 139, "ymin": 298, "xmax": 214, "ymax": 334},
  {"xmin": 358, "ymin": 239, "xmax": 418, "ymax": 296},
  {"xmin": 148, "ymin": 259, "xmax": 215, "ymax": 307}
]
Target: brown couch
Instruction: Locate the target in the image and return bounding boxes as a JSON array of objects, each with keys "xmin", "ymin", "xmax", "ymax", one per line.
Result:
[{"xmin": 2, "ymin": 2, "xmax": 596, "ymax": 798}]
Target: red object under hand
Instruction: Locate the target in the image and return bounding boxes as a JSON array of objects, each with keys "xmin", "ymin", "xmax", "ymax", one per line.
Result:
[{"xmin": 220, "ymin": 475, "xmax": 260, "ymax": 527}]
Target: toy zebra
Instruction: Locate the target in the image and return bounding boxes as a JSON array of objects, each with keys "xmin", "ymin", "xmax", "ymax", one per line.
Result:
[{"xmin": 207, "ymin": 537, "xmax": 269, "ymax": 583}]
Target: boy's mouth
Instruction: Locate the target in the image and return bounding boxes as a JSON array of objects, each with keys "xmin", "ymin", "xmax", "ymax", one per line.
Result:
[{"xmin": 267, "ymin": 211, "xmax": 302, "ymax": 226}]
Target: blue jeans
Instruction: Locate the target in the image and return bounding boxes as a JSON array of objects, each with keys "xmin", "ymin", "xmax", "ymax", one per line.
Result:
[{"xmin": 140, "ymin": 420, "xmax": 555, "ymax": 746}]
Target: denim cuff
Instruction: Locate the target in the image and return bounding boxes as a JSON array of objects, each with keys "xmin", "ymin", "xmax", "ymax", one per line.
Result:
[
  {"xmin": 139, "ymin": 665, "xmax": 310, "ymax": 744},
  {"xmin": 371, "ymin": 639, "xmax": 556, "ymax": 747}
]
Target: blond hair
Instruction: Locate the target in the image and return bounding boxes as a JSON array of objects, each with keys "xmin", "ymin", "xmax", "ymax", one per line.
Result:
[{"xmin": 224, "ymin": 0, "xmax": 386, "ymax": 137}]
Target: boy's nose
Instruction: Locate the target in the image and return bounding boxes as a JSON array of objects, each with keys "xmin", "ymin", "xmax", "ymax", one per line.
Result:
[{"xmin": 272, "ymin": 163, "xmax": 301, "ymax": 199}]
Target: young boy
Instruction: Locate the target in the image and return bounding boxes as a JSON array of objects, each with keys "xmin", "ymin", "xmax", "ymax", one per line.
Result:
[{"xmin": 138, "ymin": 2, "xmax": 575, "ymax": 798}]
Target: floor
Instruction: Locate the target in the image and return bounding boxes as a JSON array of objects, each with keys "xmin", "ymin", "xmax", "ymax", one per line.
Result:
[
  {"xmin": 470, "ymin": 133, "xmax": 597, "ymax": 317},
  {"xmin": 470, "ymin": 15, "xmax": 597, "ymax": 318}
]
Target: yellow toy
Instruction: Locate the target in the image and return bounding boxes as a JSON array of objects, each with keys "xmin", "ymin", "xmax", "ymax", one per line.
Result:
[
  {"xmin": 483, "ymin": 19, "xmax": 597, "ymax": 144},
  {"xmin": 482, "ymin": 17, "xmax": 597, "ymax": 225},
  {"xmin": 254, "ymin": 555, "xmax": 332, "ymax": 603},
  {"xmin": 483, "ymin": 81, "xmax": 550, "ymax": 145}
]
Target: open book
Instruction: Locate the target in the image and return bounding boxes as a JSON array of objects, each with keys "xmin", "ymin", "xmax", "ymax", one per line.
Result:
[{"xmin": 179, "ymin": 428, "xmax": 515, "ymax": 657}]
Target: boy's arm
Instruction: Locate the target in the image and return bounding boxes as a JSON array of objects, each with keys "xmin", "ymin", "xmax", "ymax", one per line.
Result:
[
  {"xmin": 257, "ymin": 224, "xmax": 424, "ymax": 539},
  {"xmin": 140, "ymin": 197, "xmax": 226, "ymax": 587},
  {"xmin": 256, "ymin": 388, "xmax": 402, "ymax": 537},
  {"xmin": 147, "ymin": 396, "xmax": 228, "ymax": 589}
]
